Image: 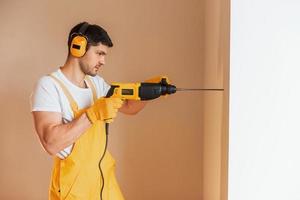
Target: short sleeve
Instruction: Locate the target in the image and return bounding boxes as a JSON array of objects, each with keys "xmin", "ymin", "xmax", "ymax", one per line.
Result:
[
  {"xmin": 92, "ymin": 76, "xmax": 111, "ymax": 98},
  {"xmin": 30, "ymin": 76, "xmax": 62, "ymax": 112}
]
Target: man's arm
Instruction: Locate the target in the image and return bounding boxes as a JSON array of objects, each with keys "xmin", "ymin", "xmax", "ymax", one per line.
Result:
[
  {"xmin": 32, "ymin": 111, "xmax": 91, "ymax": 156},
  {"xmin": 119, "ymin": 100, "xmax": 146, "ymax": 115}
]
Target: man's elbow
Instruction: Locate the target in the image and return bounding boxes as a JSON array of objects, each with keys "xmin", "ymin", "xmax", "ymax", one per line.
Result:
[
  {"xmin": 42, "ymin": 142, "xmax": 58, "ymax": 156},
  {"xmin": 43, "ymin": 146, "xmax": 57, "ymax": 156},
  {"xmin": 41, "ymin": 135, "xmax": 59, "ymax": 156}
]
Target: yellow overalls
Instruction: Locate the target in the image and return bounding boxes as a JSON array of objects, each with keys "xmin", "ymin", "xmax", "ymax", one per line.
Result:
[{"xmin": 48, "ymin": 75, "xmax": 125, "ymax": 200}]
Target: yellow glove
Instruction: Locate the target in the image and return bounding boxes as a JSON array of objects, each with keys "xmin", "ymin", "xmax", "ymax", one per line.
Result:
[
  {"xmin": 144, "ymin": 75, "xmax": 171, "ymax": 84},
  {"xmin": 86, "ymin": 97, "xmax": 123, "ymax": 124}
]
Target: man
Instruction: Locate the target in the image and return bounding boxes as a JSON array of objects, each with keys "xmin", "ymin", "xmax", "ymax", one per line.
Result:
[{"xmin": 31, "ymin": 22, "xmax": 155, "ymax": 200}]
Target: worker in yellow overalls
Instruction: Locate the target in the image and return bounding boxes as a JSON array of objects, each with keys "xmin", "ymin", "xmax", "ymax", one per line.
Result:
[{"xmin": 31, "ymin": 22, "xmax": 148, "ymax": 199}]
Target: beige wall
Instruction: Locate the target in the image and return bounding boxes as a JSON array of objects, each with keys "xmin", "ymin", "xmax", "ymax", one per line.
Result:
[{"xmin": 0, "ymin": 0, "xmax": 229, "ymax": 199}]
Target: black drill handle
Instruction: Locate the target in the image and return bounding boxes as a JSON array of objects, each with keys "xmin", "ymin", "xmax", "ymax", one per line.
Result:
[
  {"xmin": 105, "ymin": 87, "xmax": 117, "ymax": 135},
  {"xmin": 106, "ymin": 85, "xmax": 119, "ymax": 98}
]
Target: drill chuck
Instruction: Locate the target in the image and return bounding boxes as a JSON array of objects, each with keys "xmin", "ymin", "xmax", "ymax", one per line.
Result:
[{"xmin": 139, "ymin": 83, "xmax": 176, "ymax": 100}]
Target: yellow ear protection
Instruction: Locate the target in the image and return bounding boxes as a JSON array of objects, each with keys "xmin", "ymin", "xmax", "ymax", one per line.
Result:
[{"xmin": 70, "ymin": 22, "xmax": 89, "ymax": 57}]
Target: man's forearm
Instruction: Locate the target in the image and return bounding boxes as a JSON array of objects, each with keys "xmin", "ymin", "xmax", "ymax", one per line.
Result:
[
  {"xmin": 40, "ymin": 113, "xmax": 91, "ymax": 155},
  {"xmin": 119, "ymin": 100, "xmax": 146, "ymax": 115}
]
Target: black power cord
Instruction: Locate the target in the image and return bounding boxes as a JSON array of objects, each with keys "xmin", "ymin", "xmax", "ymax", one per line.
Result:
[{"xmin": 99, "ymin": 123, "xmax": 109, "ymax": 200}]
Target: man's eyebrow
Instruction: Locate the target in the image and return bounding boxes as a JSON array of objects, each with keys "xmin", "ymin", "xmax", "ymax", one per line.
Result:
[{"xmin": 96, "ymin": 50, "xmax": 107, "ymax": 55}]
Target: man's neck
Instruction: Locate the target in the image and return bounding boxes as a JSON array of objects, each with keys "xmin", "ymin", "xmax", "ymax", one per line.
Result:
[{"xmin": 60, "ymin": 59, "xmax": 87, "ymax": 88}]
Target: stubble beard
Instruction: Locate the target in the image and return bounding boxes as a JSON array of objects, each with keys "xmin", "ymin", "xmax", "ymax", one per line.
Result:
[{"xmin": 79, "ymin": 61, "xmax": 97, "ymax": 77}]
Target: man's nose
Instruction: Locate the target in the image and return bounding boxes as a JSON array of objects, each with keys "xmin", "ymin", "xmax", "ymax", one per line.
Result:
[{"xmin": 99, "ymin": 57, "xmax": 105, "ymax": 65}]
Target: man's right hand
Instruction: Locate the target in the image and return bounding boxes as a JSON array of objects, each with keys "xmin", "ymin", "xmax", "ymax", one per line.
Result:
[{"xmin": 86, "ymin": 97, "xmax": 123, "ymax": 124}]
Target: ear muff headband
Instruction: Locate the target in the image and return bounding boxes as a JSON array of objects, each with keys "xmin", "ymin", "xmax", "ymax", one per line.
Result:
[{"xmin": 70, "ymin": 22, "xmax": 89, "ymax": 57}]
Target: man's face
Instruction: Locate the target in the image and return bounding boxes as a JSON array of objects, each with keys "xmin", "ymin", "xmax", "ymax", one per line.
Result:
[{"xmin": 79, "ymin": 43, "xmax": 108, "ymax": 77}]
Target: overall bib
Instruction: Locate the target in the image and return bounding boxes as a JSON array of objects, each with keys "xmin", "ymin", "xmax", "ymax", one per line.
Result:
[{"xmin": 48, "ymin": 75, "xmax": 125, "ymax": 200}]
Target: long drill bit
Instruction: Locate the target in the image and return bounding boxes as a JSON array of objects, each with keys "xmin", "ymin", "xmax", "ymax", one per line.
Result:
[{"xmin": 176, "ymin": 88, "xmax": 224, "ymax": 91}]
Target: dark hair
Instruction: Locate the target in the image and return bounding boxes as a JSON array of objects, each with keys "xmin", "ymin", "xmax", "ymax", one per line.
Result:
[{"xmin": 67, "ymin": 22, "xmax": 113, "ymax": 51}]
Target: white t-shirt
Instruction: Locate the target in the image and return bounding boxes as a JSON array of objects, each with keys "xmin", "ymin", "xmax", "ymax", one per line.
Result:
[{"xmin": 30, "ymin": 68, "xmax": 110, "ymax": 159}]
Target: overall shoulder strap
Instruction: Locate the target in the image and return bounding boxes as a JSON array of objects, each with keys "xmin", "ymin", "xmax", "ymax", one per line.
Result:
[
  {"xmin": 84, "ymin": 76, "xmax": 97, "ymax": 103},
  {"xmin": 48, "ymin": 74, "xmax": 79, "ymax": 114}
]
